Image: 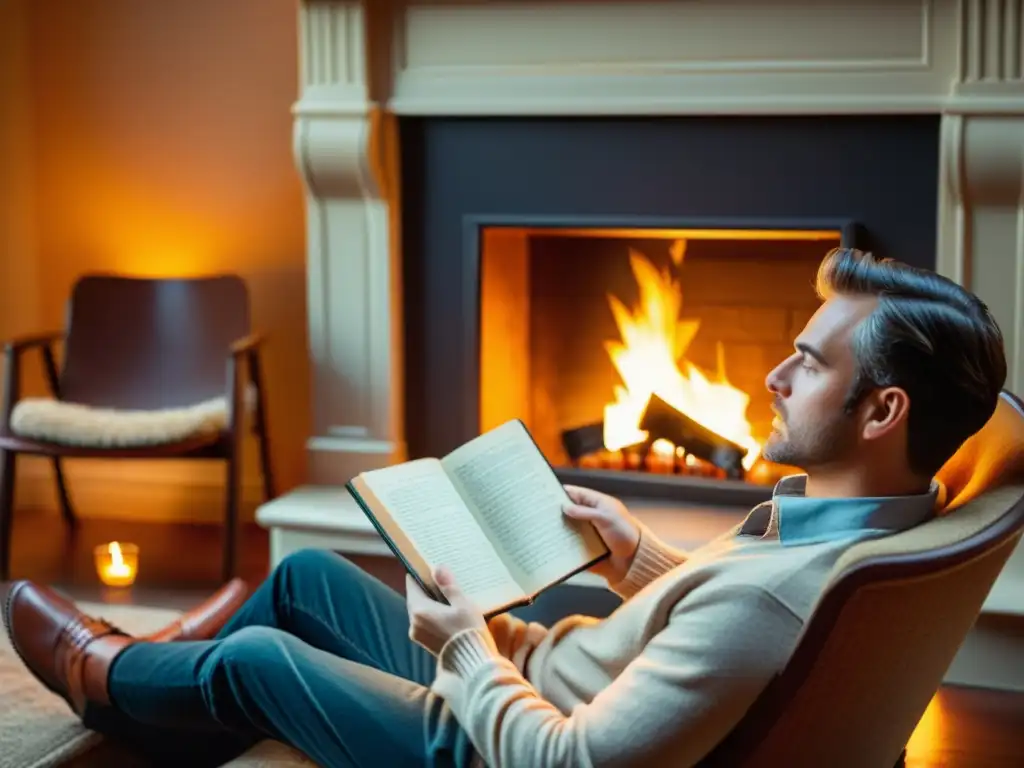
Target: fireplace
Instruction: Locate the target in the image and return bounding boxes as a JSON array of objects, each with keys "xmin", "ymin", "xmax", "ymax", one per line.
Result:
[
  {"xmin": 401, "ymin": 115, "xmax": 940, "ymax": 503},
  {"xmin": 276, "ymin": 0, "xmax": 1024, "ymax": 508}
]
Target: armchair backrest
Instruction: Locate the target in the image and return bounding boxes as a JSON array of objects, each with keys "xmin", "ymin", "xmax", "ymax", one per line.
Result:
[
  {"xmin": 59, "ymin": 274, "xmax": 250, "ymax": 410},
  {"xmin": 700, "ymin": 391, "xmax": 1024, "ymax": 768}
]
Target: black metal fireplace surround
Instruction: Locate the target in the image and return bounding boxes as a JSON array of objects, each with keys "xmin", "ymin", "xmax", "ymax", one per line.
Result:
[{"xmin": 399, "ymin": 115, "xmax": 940, "ymax": 505}]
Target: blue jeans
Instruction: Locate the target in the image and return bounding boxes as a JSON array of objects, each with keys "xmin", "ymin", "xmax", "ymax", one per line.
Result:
[{"xmin": 90, "ymin": 549, "xmax": 478, "ymax": 768}]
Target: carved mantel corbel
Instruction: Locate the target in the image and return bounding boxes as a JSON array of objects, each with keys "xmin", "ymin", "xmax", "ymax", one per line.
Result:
[
  {"xmin": 292, "ymin": 1, "xmax": 404, "ymax": 484},
  {"xmin": 938, "ymin": 0, "xmax": 1024, "ymax": 394}
]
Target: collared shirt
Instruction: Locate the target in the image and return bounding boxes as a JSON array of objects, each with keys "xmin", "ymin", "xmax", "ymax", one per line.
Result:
[{"xmin": 738, "ymin": 473, "xmax": 944, "ymax": 547}]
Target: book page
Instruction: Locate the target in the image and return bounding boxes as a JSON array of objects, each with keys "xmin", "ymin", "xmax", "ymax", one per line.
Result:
[
  {"xmin": 357, "ymin": 459, "xmax": 525, "ymax": 612},
  {"xmin": 442, "ymin": 420, "xmax": 608, "ymax": 595}
]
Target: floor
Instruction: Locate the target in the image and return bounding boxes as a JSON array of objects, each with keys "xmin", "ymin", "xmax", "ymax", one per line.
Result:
[
  {"xmin": 3, "ymin": 510, "xmax": 272, "ymax": 605},
  {"xmin": 3, "ymin": 510, "xmax": 1024, "ymax": 767}
]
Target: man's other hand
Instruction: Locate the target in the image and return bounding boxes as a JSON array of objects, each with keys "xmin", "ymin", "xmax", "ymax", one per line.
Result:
[
  {"xmin": 406, "ymin": 567, "xmax": 488, "ymax": 656},
  {"xmin": 563, "ymin": 485, "xmax": 641, "ymax": 584}
]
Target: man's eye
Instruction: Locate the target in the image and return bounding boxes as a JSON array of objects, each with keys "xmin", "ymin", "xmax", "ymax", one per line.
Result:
[{"xmin": 800, "ymin": 358, "xmax": 816, "ymax": 372}]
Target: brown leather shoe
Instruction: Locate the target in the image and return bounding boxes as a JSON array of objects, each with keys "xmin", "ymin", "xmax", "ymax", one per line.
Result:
[
  {"xmin": 142, "ymin": 578, "xmax": 249, "ymax": 642},
  {"xmin": 3, "ymin": 581, "xmax": 134, "ymax": 715}
]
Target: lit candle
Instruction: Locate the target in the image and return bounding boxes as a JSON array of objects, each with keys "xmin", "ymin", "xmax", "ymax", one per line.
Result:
[{"xmin": 94, "ymin": 541, "xmax": 139, "ymax": 587}]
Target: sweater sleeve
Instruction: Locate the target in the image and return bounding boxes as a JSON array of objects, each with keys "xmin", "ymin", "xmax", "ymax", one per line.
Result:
[
  {"xmin": 432, "ymin": 586, "xmax": 802, "ymax": 768},
  {"xmin": 608, "ymin": 523, "xmax": 688, "ymax": 599}
]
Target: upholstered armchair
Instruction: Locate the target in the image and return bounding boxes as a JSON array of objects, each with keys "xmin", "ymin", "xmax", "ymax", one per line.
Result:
[{"xmin": 699, "ymin": 390, "xmax": 1024, "ymax": 767}]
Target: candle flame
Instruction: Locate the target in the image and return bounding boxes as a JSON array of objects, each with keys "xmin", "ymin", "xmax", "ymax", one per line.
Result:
[{"xmin": 107, "ymin": 542, "xmax": 131, "ymax": 576}]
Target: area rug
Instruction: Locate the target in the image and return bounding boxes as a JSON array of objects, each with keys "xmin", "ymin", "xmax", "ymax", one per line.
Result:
[{"xmin": 0, "ymin": 597, "xmax": 180, "ymax": 768}]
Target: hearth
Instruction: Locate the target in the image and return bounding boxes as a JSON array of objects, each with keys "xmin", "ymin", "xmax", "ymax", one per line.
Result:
[{"xmin": 401, "ymin": 115, "xmax": 940, "ymax": 504}]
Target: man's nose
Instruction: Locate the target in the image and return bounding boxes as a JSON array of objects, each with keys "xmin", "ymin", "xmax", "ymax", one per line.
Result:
[{"xmin": 766, "ymin": 359, "xmax": 792, "ymax": 397}]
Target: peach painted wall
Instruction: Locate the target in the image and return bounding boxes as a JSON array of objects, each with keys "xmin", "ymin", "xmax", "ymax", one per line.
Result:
[
  {"xmin": 0, "ymin": 0, "xmax": 40, "ymax": 344},
  {"xmin": 7, "ymin": 0, "xmax": 309, "ymax": 522}
]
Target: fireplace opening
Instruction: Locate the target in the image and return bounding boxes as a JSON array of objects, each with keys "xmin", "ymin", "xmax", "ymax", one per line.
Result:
[{"xmin": 479, "ymin": 225, "xmax": 843, "ymax": 497}]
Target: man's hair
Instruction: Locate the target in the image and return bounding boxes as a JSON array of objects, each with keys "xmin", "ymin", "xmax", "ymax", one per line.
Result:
[{"xmin": 816, "ymin": 247, "xmax": 1007, "ymax": 476}]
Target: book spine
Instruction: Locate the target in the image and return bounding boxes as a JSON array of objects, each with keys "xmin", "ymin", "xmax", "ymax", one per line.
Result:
[{"xmin": 345, "ymin": 481, "xmax": 447, "ymax": 604}]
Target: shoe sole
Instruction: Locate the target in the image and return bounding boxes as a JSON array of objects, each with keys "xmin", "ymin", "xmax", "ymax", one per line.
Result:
[{"xmin": 3, "ymin": 582, "xmax": 75, "ymax": 708}]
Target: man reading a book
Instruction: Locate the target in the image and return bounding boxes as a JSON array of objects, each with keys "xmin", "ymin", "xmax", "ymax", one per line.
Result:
[{"xmin": 4, "ymin": 248, "xmax": 1010, "ymax": 767}]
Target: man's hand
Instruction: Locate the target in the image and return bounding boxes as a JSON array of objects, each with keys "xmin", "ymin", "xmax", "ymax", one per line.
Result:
[
  {"xmin": 406, "ymin": 567, "xmax": 488, "ymax": 656},
  {"xmin": 563, "ymin": 485, "xmax": 641, "ymax": 585}
]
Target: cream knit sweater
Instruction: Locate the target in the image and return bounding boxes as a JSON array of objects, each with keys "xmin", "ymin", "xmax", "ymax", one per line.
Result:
[{"xmin": 431, "ymin": 483, "xmax": 937, "ymax": 768}]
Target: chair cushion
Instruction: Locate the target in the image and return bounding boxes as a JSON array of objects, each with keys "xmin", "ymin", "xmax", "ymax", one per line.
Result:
[{"xmin": 9, "ymin": 397, "xmax": 229, "ymax": 448}]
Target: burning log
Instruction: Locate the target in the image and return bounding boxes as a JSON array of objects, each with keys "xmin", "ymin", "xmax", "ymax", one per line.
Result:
[
  {"xmin": 639, "ymin": 394, "xmax": 747, "ymax": 479},
  {"xmin": 560, "ymin": 396, "xmax": 748, "ymax": 479},
  {"xmin": 561, "ymin": 421, "xmax": 608, "ymax": 463}
]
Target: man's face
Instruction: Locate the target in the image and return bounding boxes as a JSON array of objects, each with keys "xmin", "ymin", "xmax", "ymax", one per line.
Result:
[{"xmin": 761, "ymin": 294, "xmax": 877, "ymax": 469}]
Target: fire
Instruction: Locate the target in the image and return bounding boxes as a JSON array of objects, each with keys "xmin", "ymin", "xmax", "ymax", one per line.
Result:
[
  {"xmin": 602, "ymin": 244, "xmax": 762, "ymax": 470},
  {"xmin": 107, "ymin": 542, "xmax": 131, "ymax": 577}
]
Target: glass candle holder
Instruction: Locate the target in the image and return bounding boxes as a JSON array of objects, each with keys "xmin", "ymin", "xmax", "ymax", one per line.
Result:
[{"xmin": 94, "ymin": 541, "xmax": 139, "ymax": 587}]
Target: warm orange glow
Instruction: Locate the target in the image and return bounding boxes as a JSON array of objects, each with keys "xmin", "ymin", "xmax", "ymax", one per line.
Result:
[
  {"xmin": 601, "ymin": 242, "xmax": 762, "ymax": 470},
  {"xmin": 904, "ymin": 691, "xmax": 952, "ymax": 757},
  {"xmin": 95, "ymin": 541, "xmax": 139, "ymax": 587},
  {"xmin": 73, "ymin": 183, "xmax": 227, "ymax": 278},
  {"xmin": 113, "ymin": 249, "xmax": 215, "ymax": 278}
]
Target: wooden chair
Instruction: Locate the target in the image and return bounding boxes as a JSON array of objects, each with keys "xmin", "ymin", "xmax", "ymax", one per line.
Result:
[
  {"xmin": 0, "ymin": 274, "xmax": 276, "ymax": 581},
  {"xmin": 699, "ymin": 390, "xmax": 1024, "ymax": 767}
]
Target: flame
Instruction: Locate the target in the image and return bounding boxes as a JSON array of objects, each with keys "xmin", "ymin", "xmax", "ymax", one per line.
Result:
[
  {"xmin": 107, "ymin": 542, "xmax": 131, "ymax": 576},
  {"xmin": 602, "ymin": 244, "xmax": 762, "ymax": 470}
]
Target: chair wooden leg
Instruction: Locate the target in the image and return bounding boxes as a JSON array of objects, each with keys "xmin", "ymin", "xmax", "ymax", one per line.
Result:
[
  {"xmin": 0, "ymin": 450, "xmax": 17, "ymax": 581},
  {"xmin": 250, "ymin": 356, "xmax": 276, "ymax": 501},
  {"xmin": 223, "ymin": 449, "xmax": 240, "ymax": 582},
  {"xmin": 257, "ymin": 430, "xmax": 276, "ymax": 501},
  {"xmin": 51, "ymin": 458, "xmax": 77, "ymax": 529}
]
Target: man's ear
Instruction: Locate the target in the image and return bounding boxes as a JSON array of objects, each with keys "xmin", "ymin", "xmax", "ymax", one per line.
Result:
[{"xmin": 861, "ymin": 386, "xmax": 910, "ymax": 441}]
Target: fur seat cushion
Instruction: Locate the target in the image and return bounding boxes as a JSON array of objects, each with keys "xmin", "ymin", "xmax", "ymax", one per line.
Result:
[{"xmin": 9, "ymin": 397, "xmax": 230, "ymax": 448}]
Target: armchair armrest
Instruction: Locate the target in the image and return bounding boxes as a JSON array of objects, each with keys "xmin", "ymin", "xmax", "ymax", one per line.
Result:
[
  {"xmin": 3, "ymin": 331, "xmax": 64, "ymax": 355},
  {"xmin": 229, "ymin": 332, "xmax": 266, "ymax": 357},
  {"xmin": 2, "ymin": 331, "xmax": 64, "ymax": 429},
  {"xmin": 224, "ymin": 333, "xmax": 269, "ymax": 433}
]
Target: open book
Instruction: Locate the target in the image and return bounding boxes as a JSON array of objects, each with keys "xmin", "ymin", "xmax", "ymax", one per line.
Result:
[{"xmin": 346, "ymin": 419, "xmax": 610, "ymax": 617}]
